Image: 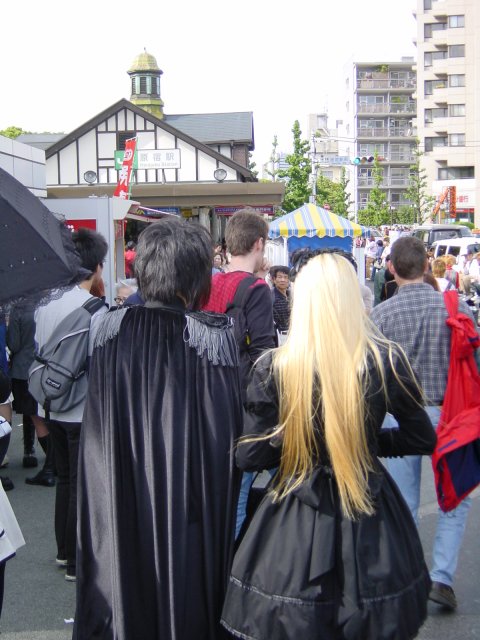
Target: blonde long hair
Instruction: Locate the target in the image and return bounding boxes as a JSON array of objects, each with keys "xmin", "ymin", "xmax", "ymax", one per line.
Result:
[{"xmin": 271, "ymin": 253, "xmax": 392, "ymax": 519}]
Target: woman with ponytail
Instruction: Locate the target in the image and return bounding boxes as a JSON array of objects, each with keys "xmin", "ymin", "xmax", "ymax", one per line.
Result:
[{"xmin": 221, "ymin": 248, "xmax": 437, "ymax": 640}]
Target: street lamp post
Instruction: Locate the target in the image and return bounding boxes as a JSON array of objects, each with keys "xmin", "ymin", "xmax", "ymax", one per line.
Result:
[{"xmin": 390, "ymin": 205, "xmax": 396, "ymax": 225}]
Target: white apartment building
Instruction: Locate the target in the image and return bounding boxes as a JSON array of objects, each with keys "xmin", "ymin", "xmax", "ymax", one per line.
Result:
[
  {"xmin": 342, "ymin": 59, "xmax": 417, "ymax": 220},
  {"xmin": 414, "ymin": 0, "xmax": 479, "ymax": 224}
]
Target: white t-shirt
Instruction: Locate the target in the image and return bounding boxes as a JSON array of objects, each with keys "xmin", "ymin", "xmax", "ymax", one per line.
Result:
[
  {"xmin": 34, "ymin": 285, "xmax": 107, "ymax": 423},
  {"xmin": 365, "ymin": 241, "xmax": 378, "ymax": 259}
]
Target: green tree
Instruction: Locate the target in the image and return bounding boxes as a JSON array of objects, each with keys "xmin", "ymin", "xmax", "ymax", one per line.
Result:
[
  {"xmin": 404, "ymin": 141, "xmax": 436, "ymax": 224},
  {"xmin": 248, "ymin": 151, "xmax": 258, "ymax": 178},
  {"xmin": 357, "ymin": 153, "xmax": 390, "ymax": 227},
  {"xmin": 264, "ymin": 135, "xmax": 280, "ymax": 182},
  {"xmin": 278, "ymin": 120, "xmax": 311, "ymax": 212},
  {"xmin": 394, "ymin": 204, "xmax": 416, "ymax": 225},
  {"xmin": 312, "ymin": 168, "xmax": 352, "ymax": 218},
  {"xmin": 0, "ymin": 126, "xmax": 28, "ymax": 139}
]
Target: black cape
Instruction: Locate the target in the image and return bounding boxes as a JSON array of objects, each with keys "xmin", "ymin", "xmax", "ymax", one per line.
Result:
[{"xmin": 74, "ymin": 304, "xmax": 243, "ymax": 640}]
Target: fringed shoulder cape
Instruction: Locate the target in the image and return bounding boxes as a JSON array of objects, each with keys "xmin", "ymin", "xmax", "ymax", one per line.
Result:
[{"xmin": 74, "ymin": 304, "xmax": 243, "ymax": 640}]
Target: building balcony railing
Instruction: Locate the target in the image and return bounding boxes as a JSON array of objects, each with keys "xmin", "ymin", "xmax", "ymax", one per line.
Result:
[
  {"xmin": 389, "ymin": 153, "xmax": 416, "ymax": 163},
  {"xmin": 357, "ymin": 79, "xmax": 417, "ymax": 90},
  {"xmin": 357, "ymin": 103, "xmax": 416, "ymax": 115},
  {"xmin": 358, "ymin": 199, "xmax": 413, "ymax": 211},
  {"xmin": 357, "ymin": 128, "xmax": 414, "ymax": 138},
  {"xmin": 358, "ymin": 177, "xmax": 411, "ymax": 187}
]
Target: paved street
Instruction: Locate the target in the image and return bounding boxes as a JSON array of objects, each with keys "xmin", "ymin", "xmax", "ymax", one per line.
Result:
[{"xmin": 0, "ymin": 415, "xmax": 478, "ymax": 639}]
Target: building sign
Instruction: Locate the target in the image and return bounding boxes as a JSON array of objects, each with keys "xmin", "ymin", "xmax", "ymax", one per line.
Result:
[
  {"xmin": 312, "ymin": 155, "xmax": 351, "ymax": 165},
  {"xmin": 215, "ymin": 205, "xmax": 275, "ymax": 216},
  {"xmin": 114, "ymin": 149, "xmax": 181, "ymax": 170}
]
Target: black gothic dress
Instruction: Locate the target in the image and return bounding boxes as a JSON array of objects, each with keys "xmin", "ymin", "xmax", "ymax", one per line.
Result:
[
  {"xmin": 74, "ymin": 304, "xmax": 243, "ymax": 640},
  {"xmin": 221, "ymin": 349, "xmax": 437, "ymax": 640}
]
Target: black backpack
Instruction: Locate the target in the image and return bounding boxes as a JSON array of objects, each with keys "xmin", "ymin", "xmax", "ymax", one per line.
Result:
[
  {"xmin": 225, "ymin": 275, "xmax": 259, "ymax": 357},
  {"xmin": 28, "ymin": 297, "xmax": 105, "ymax": 416}
]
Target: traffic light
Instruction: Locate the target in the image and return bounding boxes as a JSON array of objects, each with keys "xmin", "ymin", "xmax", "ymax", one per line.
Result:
[{"xmin": 353, "ymin": 156, "xmax": 375, "ymax": 165}]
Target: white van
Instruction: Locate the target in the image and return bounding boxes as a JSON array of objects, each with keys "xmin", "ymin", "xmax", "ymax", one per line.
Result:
[{"xmin": 431, "ymin": 237, "xmax": 480, "ymax": 262}]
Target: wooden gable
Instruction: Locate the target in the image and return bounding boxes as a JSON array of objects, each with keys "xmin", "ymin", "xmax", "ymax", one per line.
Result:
[{"xmin": 46, "ymin": 99, "xmax": 255, "ymax": 187}]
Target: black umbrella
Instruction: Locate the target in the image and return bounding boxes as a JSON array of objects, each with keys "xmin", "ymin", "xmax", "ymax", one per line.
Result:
[{"xmin": 0, "ymin": 167, "xmax": 87, "ymax": 310}]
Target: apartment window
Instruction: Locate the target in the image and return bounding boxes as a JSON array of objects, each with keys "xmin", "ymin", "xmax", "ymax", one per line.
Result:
[
  {"xmin": 424, "ymin": 50, "xmax": 447, "ymax": 67},
  {"xmin": 449, "ymin": 45, "xmax": 465, "ymax": 58},
  {"xmin": 449, "ymin": 133, "xmax": 465, "ymax": 147},
  {"xmin": 438, "ymin": 167, "xmax": 473, "ymax": 180},
  {"xmin": 449, "ymin": 104, "xmax": 465, "ymax": 117},
  {"xmin": 425, "ymin": 137, "xmax": 447, "ymax": 151},
  {"xmin": 319, "ymin": 170, "xmax": 334, "ymax": 180},
  {"xmin": 359, "ymin": 95, "xmax": 384, "ymax": 105},
  {"xmin": 449, "ymin": 74, "xmax": 465, "ymax": 87},
  {"xmin": 449, "ymin": 15, "xmax": 465, "ymax": 28},
  {"xmin": 425, "ymin": 108, "xmax": 447, "ymax": 123},
  {"xmin": 425, "ymin": 79, "xmax": 447, "ymax": 95},
  {"xmin": 359, "ymin": 119, "xmax": 384, "ymax": 129},
  {"xmin": 359, "ymin": 144, "xmax": 385, "ymax": 155},
  {"xmin": 424, "ymin": 22, "xmax": 446, "ymax": 38}
]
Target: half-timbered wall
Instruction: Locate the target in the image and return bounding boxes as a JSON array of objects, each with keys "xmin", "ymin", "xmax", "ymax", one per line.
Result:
[{"xmin": 46, "ymin": 106, "xmax": 238, "ymax": 186}]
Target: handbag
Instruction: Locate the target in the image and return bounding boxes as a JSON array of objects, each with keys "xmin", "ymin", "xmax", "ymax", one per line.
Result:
[{"xmin": 373, "ymin": 258, "xmax": 383, "ymax": 269}]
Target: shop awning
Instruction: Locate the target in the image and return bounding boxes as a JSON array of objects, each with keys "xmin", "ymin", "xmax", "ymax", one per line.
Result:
[{"xmin": 269, "ymin": 203, "xmax": 369, "ymax": 239}]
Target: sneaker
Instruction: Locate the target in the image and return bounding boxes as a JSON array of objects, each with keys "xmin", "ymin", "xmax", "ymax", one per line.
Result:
[
  {"xmin": 429, "ymin": 581, "xmax": 457, "ymax": 611},
  {"xmin": 65, "ymin": 568, "xmax": 76, "ymax": 582},
  {"xmin": 56, "ymin": 557, "xmax": 68, "ymax": 567}
]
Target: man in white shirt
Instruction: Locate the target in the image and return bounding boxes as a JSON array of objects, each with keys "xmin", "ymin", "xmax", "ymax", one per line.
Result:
[{"xmin": 365, "ymin": 236, "xmax": 378, "ymax": 280}]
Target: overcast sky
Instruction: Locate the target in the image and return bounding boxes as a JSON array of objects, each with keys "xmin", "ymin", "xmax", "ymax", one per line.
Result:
[{"xmin": 1, "ymin": 0, "xmax": 417, "ymax": 168}]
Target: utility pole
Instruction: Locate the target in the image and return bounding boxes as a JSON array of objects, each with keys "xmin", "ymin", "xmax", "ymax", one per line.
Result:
[{"xmin": 309, "ymin": 134, "xmax": 317, "ymax": 204}]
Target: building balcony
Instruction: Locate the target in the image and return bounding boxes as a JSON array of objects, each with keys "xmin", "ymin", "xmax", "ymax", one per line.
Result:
[
  {"xmin": 432, "ymin": 30, "xmax": 448, "ymax": 47},
  {"xmin": 357, "ymin": 127, "xmax": 414, "ymax": 139},
  {"xmin": 356, "ymin": 103, "xmax": 416, "ymax": 116},
  {"xmin": 431, "ymin": 87, "xmax": 449, "ymax": 103},
  {"xmin": 358, "ymin": 177, "xmax": 410, "ymax": 188},
  {"xmin": 356, "ymin": 79, "xmax": 416, "ymax": 91},
  {"xmin": 389, "ymin": 153, "xmax": 416, "ymax": 163}
]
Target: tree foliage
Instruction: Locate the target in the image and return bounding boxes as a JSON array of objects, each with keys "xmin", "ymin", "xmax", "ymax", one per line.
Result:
[
  {"xmin": 264, "ymin": 135, "xmax": 280, "ymax": 182},
  {"xmin": 404, "ymin": 141, "xmax": 436, "ymax": 225},
  {"xmin": 315, "ymin": 167, "xmax": 353, "ymax": 218},
  {"xmin": 357, "ymin": 153, "xmax": 390, "ymax": 227},
  {"xmin": 278, "ymin": 120, "xmax": 311, "ymax": 212},
  {"xmin": 394, "ymin": 205, "xmax": 416, "ymax": 225},
  {"xmin": 0, "ymin": 126, "xmax": 28, "ymax": 139},
  {"xmin": 248, "ymin": 151, "xmax": 258, "ymax": 178}
]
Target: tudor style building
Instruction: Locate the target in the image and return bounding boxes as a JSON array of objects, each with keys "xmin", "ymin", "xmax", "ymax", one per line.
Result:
[{"xmin": 24, "ymin": 51, "xmax": 283, "ymax": 239}]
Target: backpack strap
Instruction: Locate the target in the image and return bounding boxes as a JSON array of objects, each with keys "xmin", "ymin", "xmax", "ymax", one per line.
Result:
[
  {"xmin": 225, "ymin": 275, "xmax": 260, "ymax": 349},
  {"xmin": 225, "ymin": 275, "xmax": 259, "ymax": 313},
  {"xmin": 82, "ymin": 296, "xmax": 106, "ymax": 315}
]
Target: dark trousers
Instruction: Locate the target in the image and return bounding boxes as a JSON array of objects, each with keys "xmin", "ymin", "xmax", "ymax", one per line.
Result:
[
  {"xmin": 47, "ymin": 419, "xmax": 81, "ymax": 570},
  {"xmin": 0, "ymin": 434, "xmax": 10, "ymax": 466}
]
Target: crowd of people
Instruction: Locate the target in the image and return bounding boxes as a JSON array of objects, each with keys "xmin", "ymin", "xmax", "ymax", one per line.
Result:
[{"xmin": 0, "ymin": 209, "xmax": 478, "ymax": 639}]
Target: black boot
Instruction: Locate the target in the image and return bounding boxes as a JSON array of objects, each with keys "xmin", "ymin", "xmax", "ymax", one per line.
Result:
[
  {"xmin": 22, "ymin": 415, "xmax": 38, "ymax": 468},
  {"xmin": 26, "ymin": 435, "xmax": 55, "ymax": 487}
]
